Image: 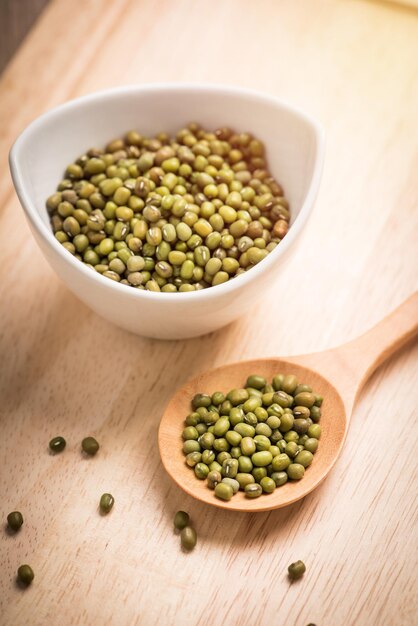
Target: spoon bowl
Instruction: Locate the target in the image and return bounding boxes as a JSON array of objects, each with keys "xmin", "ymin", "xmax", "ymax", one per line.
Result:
[
  {"xmin": 160, "ymin": 359, "xmax": 346, "ymax": 511},
  {"xmin": 159, "ymin": 294, "xmax": 418, "ymax": 511}
]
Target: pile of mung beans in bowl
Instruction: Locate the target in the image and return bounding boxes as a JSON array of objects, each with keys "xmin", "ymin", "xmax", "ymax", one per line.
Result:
[
  {"xmin": 11, "ymin": 85, "xmax": 324, "ymax": 338},
  {"xmin": 46, "ymin": 123, "xmax": 291, "ymax": 293}
]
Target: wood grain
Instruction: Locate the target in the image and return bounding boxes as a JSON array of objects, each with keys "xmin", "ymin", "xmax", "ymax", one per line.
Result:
[{"xmin": 0, "ymin": 1, "xmax": 417, "ymax": 625}]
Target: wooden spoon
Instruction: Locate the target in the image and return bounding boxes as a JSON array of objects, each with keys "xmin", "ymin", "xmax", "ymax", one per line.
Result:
[{"xmin": 158, "ymin": 293, "xmax": 418, "ymax": 512}]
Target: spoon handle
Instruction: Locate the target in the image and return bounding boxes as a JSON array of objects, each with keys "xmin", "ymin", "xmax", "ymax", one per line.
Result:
[
  {"xmin": 336, "ymin": 291, "xmax": 418, "ymax": 395},
  {"xmin": 289, "ymin": 292, "xmax": 418, "ymax": 414}
]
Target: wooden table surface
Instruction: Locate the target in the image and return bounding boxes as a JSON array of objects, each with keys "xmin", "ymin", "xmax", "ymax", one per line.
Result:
[{"xmin": 1, "ymin": 1, "xmax": 417, "ymax": 625}]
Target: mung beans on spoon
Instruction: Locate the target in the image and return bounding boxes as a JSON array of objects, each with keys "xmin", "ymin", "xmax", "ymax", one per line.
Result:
[{"xmin": 159, "ymin": 293, "xmax": 418, "ymax": 511}]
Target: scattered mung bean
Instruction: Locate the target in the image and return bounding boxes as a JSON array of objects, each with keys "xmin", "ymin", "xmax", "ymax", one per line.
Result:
[
  {"xmin": 17, "ymin": 564, "xmax": 34, "ymax": 586},
  {"xmin": 181, "ymin": 526, "xmax": 197, "ymax": 550},
  {"xmin": 7, "ymin": 511, "xmax": 23, "ymax": 531},
  {"xmin": 288, "ymin": 560, "xmax": 306, "ymax": 580},
  {"xmin": 99, "ymin": 493, "xmax": 114, "ymax": 514},
  {"xmin": 82, "ymin": 436, "xmax": 100, "ymax": 456},
  {"xmin": 174, "ymin": 510, "xmax": 189, "ymax": 530},
  {"xmin": 49, "ymin": 436, "xmax": 66, "ymax": 453}
]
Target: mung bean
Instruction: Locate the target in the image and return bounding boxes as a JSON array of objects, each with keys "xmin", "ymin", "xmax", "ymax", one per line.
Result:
[{"xmin": 48, "ymin": 125, "xmax": 290, "ymax": 291}]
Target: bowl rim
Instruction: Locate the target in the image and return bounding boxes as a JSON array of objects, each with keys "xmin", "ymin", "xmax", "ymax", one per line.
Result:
[{"xmin": 9, "ymin": 82, "xmax": 325, "ymax": 302}]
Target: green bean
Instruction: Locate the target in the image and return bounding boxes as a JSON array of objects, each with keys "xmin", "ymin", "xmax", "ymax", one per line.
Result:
[
  {"xmin": 222, "ymin": 477, "xmax": 240, "ymax": 493},
  {"xmin": 17, "ymin": 565, "xmax": 34, "ymax": 586},
  {"xmin": 181, "ymin": 526, "xmax": 197, "ymax": 550},
  {"xmin": 174, "ymin": 510, "xmax": 189, "ymax": 529},
  {"xmin": 49, "ymin": 436, "xmax": 66, "ymax": 453},
  {"xmin": 288, "ymin": 560, "xmax": 306, "ymax": 580},
  {"xmin": 207, "ymin": 470, "xmax": 222, "ymax": 489},
  {"xmin": 7, "ymin": 511, "xmax": 23, "ymax": 531},
  {"xmin": 99, "ymin": 493, "xmax": 114, "ymax": 514},
  {"xmin": 82, "ymin": 436, "xmax": 99, "ymax": 455},
  {"xmin": 214, "ymin": 482, "xmax": 234, "ymax": 501},
  {"xmin": 245, "ymin": 483, "xmax": 262, "ymax": 498}
]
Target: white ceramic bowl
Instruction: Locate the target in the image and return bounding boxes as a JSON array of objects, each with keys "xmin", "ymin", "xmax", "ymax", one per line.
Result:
[{"xmin": 9, "ymin": 84, "xmax": 324, "ymax": 339}]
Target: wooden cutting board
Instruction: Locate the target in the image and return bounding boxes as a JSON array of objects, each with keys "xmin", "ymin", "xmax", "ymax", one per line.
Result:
[{"xmin": 0, "ymin": 1, "xmax": 417, "ymax": 625}]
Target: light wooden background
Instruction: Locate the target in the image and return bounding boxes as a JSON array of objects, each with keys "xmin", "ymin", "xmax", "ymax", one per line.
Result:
[{"xmin": 0, "ymin": 1, "xmax": 417, "ymax": 625}]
